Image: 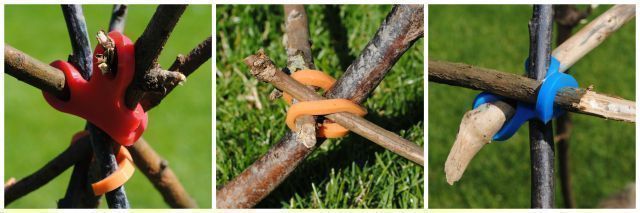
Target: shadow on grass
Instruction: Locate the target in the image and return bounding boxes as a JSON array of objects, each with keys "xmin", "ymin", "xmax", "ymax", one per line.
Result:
[
  {"xmin": 322, "ymin": 5, "xmax": 356, "ymax": 71},
  {"xmin": 256, "ymin": 97, "xmax": 424, "ymax": 207}
]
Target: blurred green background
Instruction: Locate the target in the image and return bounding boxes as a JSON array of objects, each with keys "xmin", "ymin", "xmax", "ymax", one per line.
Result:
[
  {"xmin": 428, "ymin": 5, "xmax": 635, "ymax": 208},
  {"xmin": 216, "ymin": 5, "xmax": 424, "ymax": 208},
  {"xmin": 5, "ymin": 5, "xmax": 212, "ymax": 208}
]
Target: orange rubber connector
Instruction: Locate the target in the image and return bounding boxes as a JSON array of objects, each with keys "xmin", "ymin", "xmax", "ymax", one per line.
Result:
[
  {"xmin": 69, "ymin": 131, "xmax": 135, "ymax": 196},
  {"xmin": 283, "ymin": 70, "xmax": 367, "ymax": 138}
]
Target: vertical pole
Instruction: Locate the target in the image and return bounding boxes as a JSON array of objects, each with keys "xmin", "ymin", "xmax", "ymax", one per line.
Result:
[
  {"xmin": 59, "ymin": 5, "xmax": 100, "ymax": 208},
  {"xmin": 60, "ymin": 4, "xmax": 130, "ymax": 208},
  {"xmin": 527, "ymin": 5, "xmax": 555, "ymax": 208}
]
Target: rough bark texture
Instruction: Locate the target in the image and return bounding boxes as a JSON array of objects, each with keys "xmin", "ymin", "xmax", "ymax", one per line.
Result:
[
  {"xmin": 4, "ymin": 135, "xmax": 92, "ymax": 205},
  {"xmin": 141, "ymin": 36, "xmax": 212, "ymax": 110},
  {"xmin": 284, "ymin": 5, "xmax": 315, "ymax": 70},
  {"xmin": 428, "ymin": 60, "xmax": 635, "ymax": 122},
  {"xmin": 125, "ymin": 5, "xmax": 187, "ymax": 109},
  {"xmin": 553, "ymin": 4, "xmax": 590, "ymax": 208},
  {"xmin": 245, "ymin": 52, "xmax": 423, "ymax": 163},
  {"xmin": 328, "ymin": 4, "xmax": 424, "ymax": 103},
  {"xmin": 216, "ymin": 5, "xmax": 424, "ymax": 208}
]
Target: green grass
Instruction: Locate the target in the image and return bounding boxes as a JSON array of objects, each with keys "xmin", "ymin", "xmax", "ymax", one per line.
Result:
[
  {"xmin": 216, "ymin": 5, "xmax": 424, "ymax": 208},
  {"xmin": 5, "ymin": 5, "xmax": 212, "ymax": 208},
  {"xmin": 428, "ymin": 5, "xmax": 635, "ymax": 208}
]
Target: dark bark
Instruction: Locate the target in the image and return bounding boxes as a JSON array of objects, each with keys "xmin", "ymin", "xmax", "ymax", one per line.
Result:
[
  {"xmin": 127, "ymin": 138, "xmax": 198, "ymax": 208},
  {"xmin": 87, "ymin": 125, "xmax": 130, "ymax": 208},
  {"xmin": 4, "ymin": 5, "xmax": 201, "ymax": 208},
  {"xmin": 125, "ymin": 5, "xmax": 187, "ymax": 109},
  {"xmin": 528, "ymin": 5, "xmax": 555, "ymax": 208},
  {"xmin": 217, "ymin": 4, "xmax": 424, "ymax": 208},
  {"xmin": 428, "ymin": 60, "xmax": 634, "ymax": 122}
]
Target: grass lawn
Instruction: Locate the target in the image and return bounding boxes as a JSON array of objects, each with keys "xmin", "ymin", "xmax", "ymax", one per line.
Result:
[
  {"xmin": 216, "ymin": 5, "xmax": 424, "ymax": 208},
  {"xmin": 5, "ymin": 5, "xmax": 212, "ymax": 208},
  {"xmin": 428, "ymin": 5, "xmax": 635, "ymax": 208}
]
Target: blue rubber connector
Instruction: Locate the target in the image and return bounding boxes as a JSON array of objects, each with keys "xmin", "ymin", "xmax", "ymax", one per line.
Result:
[{"xmin": 472, "ymin": 57, "xmax": 578, "ymax": 141}]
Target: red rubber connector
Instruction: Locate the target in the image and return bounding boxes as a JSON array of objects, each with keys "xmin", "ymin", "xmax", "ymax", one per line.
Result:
[{"xmin": 43, "ymin": 31, "xmax": 147, "ymax": 146}]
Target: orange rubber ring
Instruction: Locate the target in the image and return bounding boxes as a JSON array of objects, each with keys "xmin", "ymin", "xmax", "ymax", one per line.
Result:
[
  {"xmin": 69, "ymin": 130, "xmax": 135, "ymax": 196},
  {"xmin": 91, "ymin": 145, "xmax": 135, "ymax": 196},
  {"xmin": 283, "ymin": 70, "xmax": 336, "ymax": 105},
  {"xmin": 283, "ymin": 70, "xmax": 367, "ymax": 138}
]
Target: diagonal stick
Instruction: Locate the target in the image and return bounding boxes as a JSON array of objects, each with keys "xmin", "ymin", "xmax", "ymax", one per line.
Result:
[{"xmin": 442, "ymin": 4, "xmax": 635, "ymax": 185}]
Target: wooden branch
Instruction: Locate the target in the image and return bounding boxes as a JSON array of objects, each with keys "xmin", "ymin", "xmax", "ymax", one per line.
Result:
[
  {"xmin": 328, "ymin": 5, "xmax": 424, "ymax": 103},
  {"xmin": 125, "ymin": 5, "xmax": 187, "ymax": 109},
  {"xmin": 245, "ymin": 52, "xmax": 423, "ymax": 164},
  {"xmin": 429, "ymin": 60, "xmax": 635, "ymax": 122},
  {"xmin": 441, "ymin": 5, "xmax": 636, "ymax": 186},
  {"xmin": 216, "ymin": 5, "xmax": 424, "ymax": 209},
  {"xmin": 127, "ymin": 138, "xmax": 197, "ymax": 208},
  {"xmin": 527, "ymin": 6, "xmax": 555, "ymax": 208},
  {"xmin": 140, "ymin": 36, "xmax": 212, "ymax": 110},
  {"xmin": 553, "ymin": 4, "xmax": 635, "ymax": 72},
  {"xmin": 4, "ymin": 45, "xmax": 67, "ymax": 99},
  {"xmin": 109, "ymin": 5, "xmax": 127, "ymax": 33},
  {"xmin": 4, "ymin": 45, "xmax": 200, "ymax": 207},
  {"xmin": 61, "ymin": 5, "xmax": 93, "ymax": 79}
]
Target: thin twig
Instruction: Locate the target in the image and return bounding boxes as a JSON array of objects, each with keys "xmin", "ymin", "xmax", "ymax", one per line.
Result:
[{"xmin": 283, "ymin": 5, "xmax": 317, "ymax": 150}]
